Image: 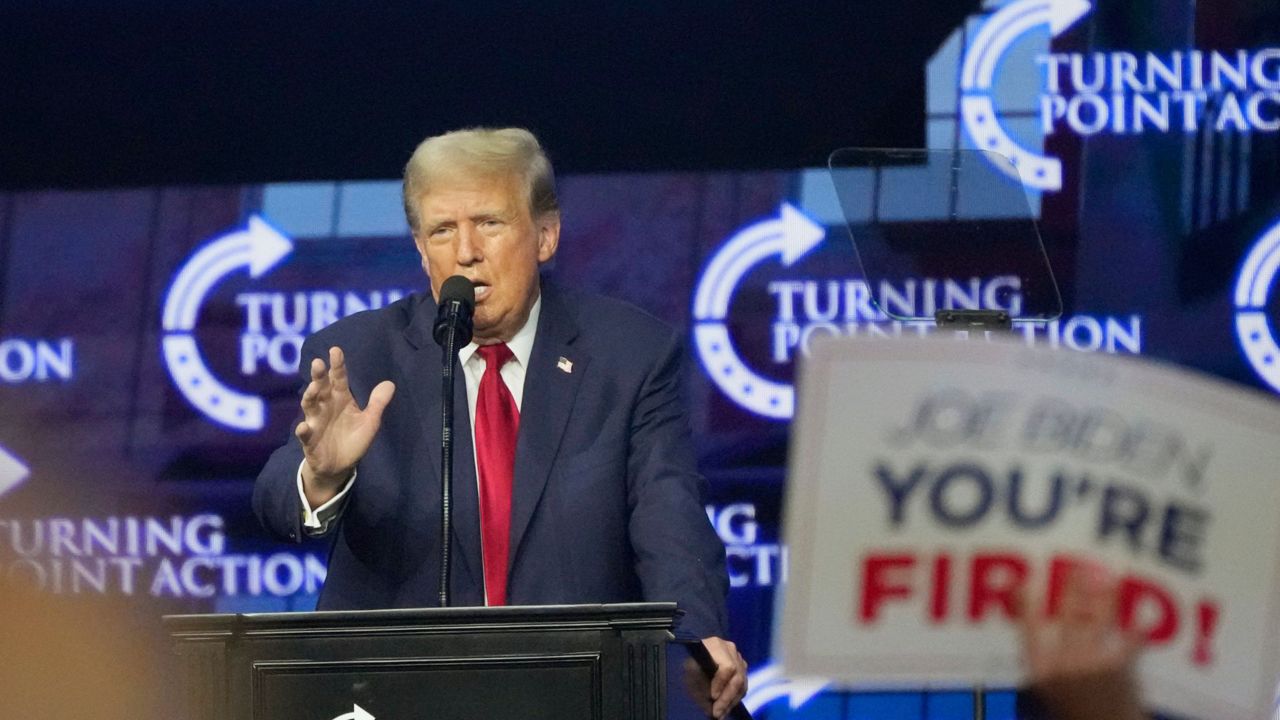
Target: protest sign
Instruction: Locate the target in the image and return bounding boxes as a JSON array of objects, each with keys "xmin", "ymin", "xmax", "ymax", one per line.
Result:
[{"xmin": 779, "ymin": 335, "xmax": 1280, "ymax": 720}]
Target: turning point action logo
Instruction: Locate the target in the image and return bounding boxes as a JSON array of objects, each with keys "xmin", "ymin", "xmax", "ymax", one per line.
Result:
[
  {"xmin": 692, "ymin": 203, "xmax": 825, "ymax": 420},
  {"xmin": 692, "ymin": 203, "xmax": 1141, "ymax": 421},
  {"xmin": 961, "ymin": 0, "xmax": 1091, "ymax": 191},
  {"xmin": 1234, "ymin": 218, "xmax": 1280, "ymax": 394},
  {"xmin": 961, "ymin": 0, "xmax": 1280, "ymax": 191},
  {"xmin": 161, "ymin": 216, "xmax": 293, "ymax": 432}
]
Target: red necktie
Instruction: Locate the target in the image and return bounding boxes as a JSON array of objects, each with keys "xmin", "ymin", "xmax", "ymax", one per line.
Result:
[{"xmin": 475, "ymin": 343, "xmax": 519, "ymax": 606}]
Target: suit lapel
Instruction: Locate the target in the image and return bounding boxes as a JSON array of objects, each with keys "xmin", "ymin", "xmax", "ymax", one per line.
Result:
[
  {"xmin": 510, "ymin": 284, "xmax": 589, "ymax": 569},
  {"xmin": 395, "ymin": 297, "xmax": 483, "ymax": 594}
]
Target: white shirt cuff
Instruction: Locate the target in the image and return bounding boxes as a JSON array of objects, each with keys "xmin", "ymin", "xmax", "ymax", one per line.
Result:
[{"xmin": 296, "ymin": 461, "xmax": 356, "ymax": 535}]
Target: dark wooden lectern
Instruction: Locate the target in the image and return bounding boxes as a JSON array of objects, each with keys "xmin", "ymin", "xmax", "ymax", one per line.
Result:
[{"xmin": 165, "ymin": 603, "xmax": 676, "ymax": 720}]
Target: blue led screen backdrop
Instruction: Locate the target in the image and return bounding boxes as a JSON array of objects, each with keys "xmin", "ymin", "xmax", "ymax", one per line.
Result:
[{"xmin": 2, "ymin": 0, "xmax": 1279, "ymax": 718}]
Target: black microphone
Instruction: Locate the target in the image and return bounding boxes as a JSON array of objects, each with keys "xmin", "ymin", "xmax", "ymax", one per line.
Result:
[
  {"xmin": 433, "ymin": 275, "xmax": 475, "ymax": 347},
  {"xmin": 432, "ymin": 275, "xmax": 474, "ymax": 607}
]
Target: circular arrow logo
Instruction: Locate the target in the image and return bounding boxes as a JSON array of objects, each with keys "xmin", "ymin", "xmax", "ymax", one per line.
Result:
[
  {"xmin": 742, "ymin": 662, "xmax": 829, "ymax": 714},
  {"xmin": 161, "ymin": 215, "xmax": 293, "ymax": 432},
  {"xmin": 960, "ymin": 0, "xmax": 1091, "ymax": 191},
  {"xmin": 692, "ymin": 203, "xmax": 825, "ymax": 420},
  {"xmin": 1234, "ymin": 218, "xmax": 1280, "ymax": 393}
]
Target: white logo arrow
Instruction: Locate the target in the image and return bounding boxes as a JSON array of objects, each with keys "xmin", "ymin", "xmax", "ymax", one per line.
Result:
[
  {"xmin": 742, "ymin": 663, "xmax": 829, "ymax": 714},
  {"xmin": 0, "ymin": 444, "xmax": 30, "ymax": 499},
  {"xmin": 160, "ymin": 215, "xmax": 294, "ymax": 432},
  {"xmin": 691, "ymin": 203, "xmax": 825, "ymax": 420},
  {"xmin": 959, "ymin": 0, "xmax": 1093, "ymax": 192},
  {"xmin": 330, "ymin": 703, "xmax": 374, "ymax": 720},
  {"xmin": 961, "ymin": 0, "xmax": 1090, "ymax": 90},
  {"xmin": 162, "ymin": 215, "xmax": 292, "ymax": 332},
  {"xmin": 693, "ymin": 203, "xmax": 825, "ymax": 320}
]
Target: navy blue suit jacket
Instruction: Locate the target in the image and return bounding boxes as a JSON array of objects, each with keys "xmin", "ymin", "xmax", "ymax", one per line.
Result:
[{"xmin": 253, "ymin": 282, "xmax": 728, "ymax": 640}]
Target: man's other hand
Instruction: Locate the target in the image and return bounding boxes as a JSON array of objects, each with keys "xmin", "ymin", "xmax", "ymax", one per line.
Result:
[
  {"xmin": 297, "ymin": 346, "xmax": 395, "ymax": 506},
  {"xmin": 683, "ymin": 636, "xmax": 748, "ymax": 719}
]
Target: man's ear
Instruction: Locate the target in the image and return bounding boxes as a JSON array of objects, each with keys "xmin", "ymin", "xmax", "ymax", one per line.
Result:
[{"xmin": 536, "ymin": 213, "xmax": 561, "ymax": 264}]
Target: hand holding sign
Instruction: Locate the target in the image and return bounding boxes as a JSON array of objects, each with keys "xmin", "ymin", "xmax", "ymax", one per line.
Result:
[
  {"xmin": 1016, "ymin": 567, "xmax": 1145, "ymax": 720},
  {"xmin": 1018, "ymin": 566, "xmax": 1140, "ymax": 683}
]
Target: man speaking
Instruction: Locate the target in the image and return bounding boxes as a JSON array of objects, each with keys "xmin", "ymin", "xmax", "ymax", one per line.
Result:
[{"xmin": 253, "ymin": 127, "xmax": 747, "ymax": 717}]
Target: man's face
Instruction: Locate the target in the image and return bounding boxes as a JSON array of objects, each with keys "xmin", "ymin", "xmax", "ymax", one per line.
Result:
[{"xmin": 413, "ymin": 172, "xmax": 559, "ymax": 344}]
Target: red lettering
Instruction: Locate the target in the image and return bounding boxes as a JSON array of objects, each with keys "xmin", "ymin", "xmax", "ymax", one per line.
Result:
[
  {"xmin": 1119, "ymin": 576, "xmax": 1179, "ymax": 644},
  {"xmin": 860, "ymin": 553, "xmax": 916, "ymax": 622},
  {"xmin": 1192, "ymin": 599, "xmax": 1220, "ymax": 667},
  {"xmin": 856, "ymin": 549, "xmax": 1200, "ymax": 655},
  {"xmin": 930, "ymin": 553, "xmax": 951, "ymax": 622},
  {"xmin": 968, "ymin": 553, "xmax": 1029, "ymax": 621}
]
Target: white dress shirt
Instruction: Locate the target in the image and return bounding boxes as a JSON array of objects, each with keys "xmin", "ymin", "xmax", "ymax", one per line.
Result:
[{"xmin": 297, "ymin": 295, "xmax": 541, "ymax": 533}]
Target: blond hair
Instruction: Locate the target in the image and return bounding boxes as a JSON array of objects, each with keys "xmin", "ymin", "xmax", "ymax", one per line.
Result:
[{"xmin": 402, "ymin": 127, "xmax": 559, "ymax": 234}]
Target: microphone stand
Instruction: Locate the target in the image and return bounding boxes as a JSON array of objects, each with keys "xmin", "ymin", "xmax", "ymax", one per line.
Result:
[
  {"xmin": 439, "ymin": 313, "xmax": 459, "ymax": 608},
  {"xmin": 433, "ymin": 276, "xmax": 474, "ymax": 609}
]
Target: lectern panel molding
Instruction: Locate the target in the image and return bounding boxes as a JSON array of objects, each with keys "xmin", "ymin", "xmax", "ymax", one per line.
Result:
[
  {"xmin": 165, "ymin": 602, "xmax": 678, "ymax": 720},
  {"xmin": 250, "ymin": 654, "xmax": 604, "ymax": 720}
]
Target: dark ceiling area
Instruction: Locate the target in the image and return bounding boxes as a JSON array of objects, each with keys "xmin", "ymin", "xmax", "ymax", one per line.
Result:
[{"xmin": 0, "ymin": 1, "xmax": 982, "ymax": 189}]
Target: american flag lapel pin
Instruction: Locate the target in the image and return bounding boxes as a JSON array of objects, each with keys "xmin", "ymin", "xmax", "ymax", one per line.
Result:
[{"xmin": 557, "ymin": 356, "xmax": 573, "ymax": 374}]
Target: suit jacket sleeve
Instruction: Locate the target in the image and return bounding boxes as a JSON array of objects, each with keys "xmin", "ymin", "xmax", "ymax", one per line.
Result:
[
  {"xmin": 625, "ymin": 328, "xmax": 729, "ymax": 641},
  {"xmin": 252, "ymin": 335, "xmax": 332, "ymax": 544}
]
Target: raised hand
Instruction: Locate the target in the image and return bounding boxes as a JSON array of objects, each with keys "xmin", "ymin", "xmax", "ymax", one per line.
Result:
[{"xmin": 296, "ymin": 346, "xmax": 395, "ymax": 506}]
